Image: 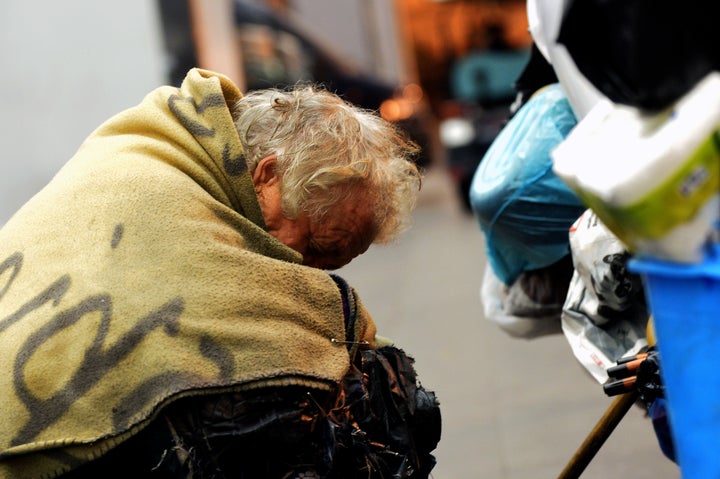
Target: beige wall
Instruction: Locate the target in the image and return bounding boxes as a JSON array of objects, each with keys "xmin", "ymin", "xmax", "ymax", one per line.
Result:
[
  {"xmin": 291, "ymin": 0, "xmax": 408, "ymax": 84},
  {"xmin": 0, "ymin": 2, "xmax": 166, "ymax": 226}
]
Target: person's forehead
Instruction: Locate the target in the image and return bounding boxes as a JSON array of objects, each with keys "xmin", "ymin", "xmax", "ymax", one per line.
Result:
[
  {"xmin": 314, "ymin": 201, "xmax": 374, "ymax": 241},
  {"xmin": 313, "ymin": 200, "xmax": 375, "ymax": 260}
]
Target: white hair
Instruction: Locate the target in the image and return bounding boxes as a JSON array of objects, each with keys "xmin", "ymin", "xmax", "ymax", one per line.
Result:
[{"xmin": 233, "ymin": 85, "xmax": 422, "ymax": 243}]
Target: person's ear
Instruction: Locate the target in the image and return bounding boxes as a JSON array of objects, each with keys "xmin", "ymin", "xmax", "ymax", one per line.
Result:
[{"xmin": 252, "ymin": 154, "xmax": 279, "ymax": 189}]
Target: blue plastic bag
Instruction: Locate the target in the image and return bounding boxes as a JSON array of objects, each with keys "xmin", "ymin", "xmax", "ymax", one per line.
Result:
[{"xmin": 470, "ymin": 83, "xmax": 585, "ymax": 285}]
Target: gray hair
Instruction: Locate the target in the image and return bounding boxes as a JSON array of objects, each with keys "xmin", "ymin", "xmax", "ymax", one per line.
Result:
[{"xmin": 232, "ymin": 84, "xmax": 422, "ymax": 243}]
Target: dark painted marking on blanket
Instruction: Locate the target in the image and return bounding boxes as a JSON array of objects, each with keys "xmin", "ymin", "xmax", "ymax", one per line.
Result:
[
  {"xmin": 0, "ymin": 252, "xmax": 22, "ymax": 300},
  {"xmin": 0, "ymin": 273, "xmax": 71, "ymax": 334},
  {"xmin": 11, "ymin": 295, "xmax": 185, "ymax": 445},
  {"xmin": 0, "ymin": 253, "xmax": 190, "ymax": 445},
  {"xmin": 222, "ymin": 143, "xmax": 247, "ymax": 176},
  {"xmin": 111, "ymin": 224, "xmax": 124, "ymax": 249},
  {"xmin": 167, "ymin": 93, "xmax": 225, "ymax": 137},
  {"xmin": 200, "ymin": 334, "xmax": 235, "ymax": 380}
]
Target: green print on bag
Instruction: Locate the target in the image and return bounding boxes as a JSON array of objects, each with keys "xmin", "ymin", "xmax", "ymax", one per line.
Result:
[{"xmin": 576, "ymin": 130, "xmax": 720, "ymax": 250}]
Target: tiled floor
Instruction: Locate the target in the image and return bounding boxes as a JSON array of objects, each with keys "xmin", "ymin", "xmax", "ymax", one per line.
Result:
[{"xmin": 339, "ymin": 167, "xmax": 680, "ymax": 479}]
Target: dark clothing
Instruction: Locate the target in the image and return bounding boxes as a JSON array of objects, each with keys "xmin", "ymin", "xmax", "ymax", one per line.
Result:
[{"xmin": 63, "ymin": 347, "xmax": 441, "ymax": 479}]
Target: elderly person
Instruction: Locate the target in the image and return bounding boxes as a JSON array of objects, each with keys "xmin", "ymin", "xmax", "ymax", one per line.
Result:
[{"xmin": 0, "ymin": 69, "xmax": 439, "ymax": 478}]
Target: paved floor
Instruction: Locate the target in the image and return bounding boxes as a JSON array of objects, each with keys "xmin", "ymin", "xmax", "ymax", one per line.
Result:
[{"xmin": 339, "ymin": 167, "xmax": 680, "ymax": 479}]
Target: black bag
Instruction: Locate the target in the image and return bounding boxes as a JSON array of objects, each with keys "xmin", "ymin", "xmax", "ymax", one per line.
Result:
[
  {"xmin": 60, "ymin": 346, "xmax": 441, "ymax": 479},
  {"xmin": 318, "ymin": 346, "xmax": 442, "ymax": 479},
  {"xmin": 557, "ymin": 0, "xmax": 720, "ymax": 111}
]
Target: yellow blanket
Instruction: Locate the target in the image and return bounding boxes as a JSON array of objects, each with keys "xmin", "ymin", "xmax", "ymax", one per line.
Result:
[{"xmin": 0, "ymin": 68, "xmax": 376, "ymax": 477}]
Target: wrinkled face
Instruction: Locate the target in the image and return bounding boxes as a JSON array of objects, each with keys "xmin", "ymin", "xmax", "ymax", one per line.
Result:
[
  {"xmin": 272, "ymin": 199, "xmax": 376, "ymax": 270},
  {"xmin": 253, "ymin": 155, "xmax": 377, "ymax": 270}
]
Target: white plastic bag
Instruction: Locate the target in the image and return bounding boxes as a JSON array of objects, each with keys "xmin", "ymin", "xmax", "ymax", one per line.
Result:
[
  {"xmin": 561, "ymin": 209, "xmax": 649, "ymax": 383},
  {"xmin": 480, "ymin": 258, "xmax": 572, "ymax": 339}
]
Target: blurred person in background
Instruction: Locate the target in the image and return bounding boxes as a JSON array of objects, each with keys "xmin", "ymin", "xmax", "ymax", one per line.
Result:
[{"xmin": 0, "ymin": 68, "xmax": 440, "ymax": 478}]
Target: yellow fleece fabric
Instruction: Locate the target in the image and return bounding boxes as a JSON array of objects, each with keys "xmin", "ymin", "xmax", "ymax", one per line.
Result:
[{"xmin": 0, "ymin": 68, "xmax": 376, "ymax": 478}]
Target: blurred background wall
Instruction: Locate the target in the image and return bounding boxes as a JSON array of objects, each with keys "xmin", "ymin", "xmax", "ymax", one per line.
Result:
[
  {"xmin": 0, "ymin": 0, "xmax": 530, "ymax": 225},
  {"xmin": 0, "ymin": 1, "xmax": 166, "ymax": 226}
]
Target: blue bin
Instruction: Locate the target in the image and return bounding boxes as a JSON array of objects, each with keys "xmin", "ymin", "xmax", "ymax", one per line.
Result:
[{"xmin": 630, "ymin": 246, "xmax": 720, "ymax": 478}]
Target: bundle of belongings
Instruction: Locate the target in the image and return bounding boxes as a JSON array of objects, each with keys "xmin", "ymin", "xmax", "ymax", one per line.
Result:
[
  {"xmin": 467, "ymin": 0, "xmax": 720, "ymax": 464},
  {"xmin": 470, "ymin": 76, "xmax": 650, "ymax": 369},
  {"xmin": 470, "ymin": 77, "xmax": 586, "ymax": 339},
  {"xmin": 548, "ymin": 0, "xmax": 720, "ymax": 471},
  {"xmin": 469, "ymin": 64, "xmax": 673, "ymax": 464}
]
